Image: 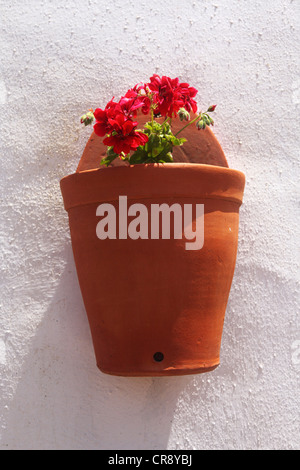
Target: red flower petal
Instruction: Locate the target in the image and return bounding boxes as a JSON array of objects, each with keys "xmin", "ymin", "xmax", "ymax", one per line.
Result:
[
  {"xmin": 122, "ymin": 119, "xmax": 136, "ymax": 135},
  {"xmin": 93, "ymin": 108, "xmax": 106, "ymax": 121},
  {"xmin": 94, "ymin": 122, "xmax": 108, "ymax": 137},
  {"xmin": 103, "ymin": 135, "xmax": 116, "ymax": 146}
]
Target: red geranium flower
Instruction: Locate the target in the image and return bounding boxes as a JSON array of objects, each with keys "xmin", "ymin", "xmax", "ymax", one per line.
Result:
[
  {"xmin": 147, "ymin": 74, "xmax": 198, "ymax": 117},
  {"xmin": 176, "ymin": 82, "xmax": 198, "ymax": 114},
  {"xmin": 119, "ymin": 88, "xmax": 144, "ymax": 117},
  {"xmin": 119, "ymin": 85, "xmax": 152, "ymax": 117},
  {"xmin": 148, "ymin": 74, "xmax": 179, "ymax": 117},
  {"xmin": 93, "ymin": 98, "xmax": 120, "ymax": 137},
  {"xmin": 103, "ymin": 113, "xmax": 148, "ymax": 155},
  {"xmin": 93, "ymin": 108, "xmax": 110, "ymax": 136}
]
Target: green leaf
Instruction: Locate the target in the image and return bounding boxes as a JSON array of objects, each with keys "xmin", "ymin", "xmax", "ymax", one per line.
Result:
[
  {"xmin": 161, "ymin": 152, "xmax": 174, "ymax": 162},
  {"xmin": 100, "ymin": 147, "xmax": 119, "ymax": 166},
  {"xmin": 129, "ymin": 147, "xmax": 148, "ymax": 164},
  {"xmin": 165, "ymin": 135, "xmax": 186, "ymax": 146}
]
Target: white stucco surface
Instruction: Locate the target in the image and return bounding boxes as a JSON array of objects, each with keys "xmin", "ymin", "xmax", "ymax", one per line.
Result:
[{"xmin": 0, "ymin": 0, "xmax": 299, "ymax": 450}]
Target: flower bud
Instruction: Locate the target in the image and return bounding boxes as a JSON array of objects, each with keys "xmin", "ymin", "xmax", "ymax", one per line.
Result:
[
  {"xmin": 80, "ymin": 111, "xmax": 94, "ymax": 126},
  {"xmin": 207, "ymin": 104, "xmax": 217, "ymax": 112},
  {"xmin": 204, "ymin": 115, "xmax": 214, "ymax": 126},
  {"xmin": 196, "ymin": 119, "xmax": 206, "ymax": 130},
  {"xmin": 178, "ymin": 107, "xmax": 190, "ymax": 122}
]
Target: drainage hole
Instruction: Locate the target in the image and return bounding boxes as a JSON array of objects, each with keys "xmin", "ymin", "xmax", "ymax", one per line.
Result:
[{"xmin": 153, "ymin": 352, "xmax": 164, "ymax": 362}]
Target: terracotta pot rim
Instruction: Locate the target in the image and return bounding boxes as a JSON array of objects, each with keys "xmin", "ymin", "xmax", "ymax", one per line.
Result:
[{"xmin": 60, "ymin": 162, "xmax": 245, "ymax": 212}]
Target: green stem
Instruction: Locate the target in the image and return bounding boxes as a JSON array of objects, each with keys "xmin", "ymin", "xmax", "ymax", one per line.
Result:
[
  {"xmin": 161, "ymin": 116, "xmax": 171, "ymax": 127},
  {"xmin": 149, "ymin": 92, "xmax": 155, "ymax": 127},
  {"xmin": 174, "ymin": 113, "xmax": 202, "ymax": 136}
]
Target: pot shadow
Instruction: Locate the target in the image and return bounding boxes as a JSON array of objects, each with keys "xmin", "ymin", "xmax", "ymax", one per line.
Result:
[{"xmin": 1, "ymin": 244, "xmax": 194, "ymax": 450}]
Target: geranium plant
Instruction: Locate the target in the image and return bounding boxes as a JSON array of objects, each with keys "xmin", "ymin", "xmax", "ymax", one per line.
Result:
[{"xmin": 80, "ymin": 74, "xmax": 217, "ymax": 167}]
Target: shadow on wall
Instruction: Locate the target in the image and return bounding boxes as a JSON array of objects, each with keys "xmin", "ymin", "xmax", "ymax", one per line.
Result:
[
  {"xmin": 3, "ymin": 242, "xmax": 299, "ymax": 449},
  {"xmin": 1, "ymin": 246, "xmax": 193, "ymax": 450}
]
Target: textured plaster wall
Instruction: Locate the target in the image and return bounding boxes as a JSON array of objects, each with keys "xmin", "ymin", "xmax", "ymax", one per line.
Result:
[{"xmin": 0, "ymin": 0, "xmax": 299, "ymax": 450}]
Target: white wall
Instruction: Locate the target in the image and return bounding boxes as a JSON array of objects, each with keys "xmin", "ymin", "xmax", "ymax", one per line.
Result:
[{"xmin": 0, "ymin": 0, "xmax": 299, "ymax": 450}]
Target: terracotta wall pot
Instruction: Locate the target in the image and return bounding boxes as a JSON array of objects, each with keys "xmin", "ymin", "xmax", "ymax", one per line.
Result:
[{"xmin": 60, "ymin": 163, "xmax": 245, "ymax": 376}]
